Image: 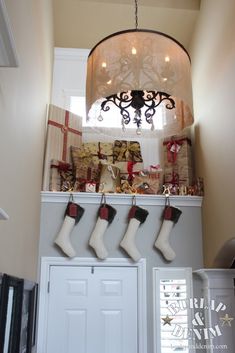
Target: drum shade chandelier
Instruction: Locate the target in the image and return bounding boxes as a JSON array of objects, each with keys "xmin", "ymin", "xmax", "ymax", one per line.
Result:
[{"xmin": 86, "ymin": 0, "xmax": 194, "ymax": 136}]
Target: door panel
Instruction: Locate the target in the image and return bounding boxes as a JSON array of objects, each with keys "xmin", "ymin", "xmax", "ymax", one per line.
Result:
[{"xmin": 46, "ymin": 266, "xmax": 138, "ymax": 353}]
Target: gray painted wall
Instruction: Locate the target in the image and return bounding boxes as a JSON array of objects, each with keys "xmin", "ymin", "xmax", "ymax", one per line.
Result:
[{"xmin": 38, "ymin": 194, "xmax": 203, "ymax": 353}]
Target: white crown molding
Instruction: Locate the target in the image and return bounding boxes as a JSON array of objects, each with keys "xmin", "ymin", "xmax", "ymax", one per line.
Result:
[
  {"xmin": 41, "ymin": 191, "xmax": 203, "ymax": 207},
  {"xmin": 0, "ymin": 0, "xmax": 18, "ymax": 67},
  {"xmin": 54, "ymin": 47, "xmax": 90, "ymax": 61}
]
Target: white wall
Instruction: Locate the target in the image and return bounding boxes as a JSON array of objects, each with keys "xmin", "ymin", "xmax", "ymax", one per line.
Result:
[
  {"xmin": 39, "ymin": 194, "xmax": 203, "ymax": 353},
  {"xmin": 0, "ymin": 0, "xmax": 54, "ymax": 280},
  {"xmin": 190, "ymin": 0, "xmax": 235, "ymax": 266}
]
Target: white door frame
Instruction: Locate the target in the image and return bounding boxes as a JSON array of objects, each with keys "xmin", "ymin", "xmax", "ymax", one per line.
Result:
[{"xmin": 37, "ymin": 257, "xmax": 147, "ymax": 353}]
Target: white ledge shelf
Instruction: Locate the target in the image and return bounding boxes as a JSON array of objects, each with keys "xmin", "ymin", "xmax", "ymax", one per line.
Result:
[{"xmin": 41, "ymin": 191, "xmax": 203, "ymax": 207}]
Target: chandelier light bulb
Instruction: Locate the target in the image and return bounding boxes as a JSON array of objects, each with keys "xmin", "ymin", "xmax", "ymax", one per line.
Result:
[
  {"xmin": 165, "ymin": 55, "xmax": 170, "ymax": 62},
  {"xmin": 102, "ymin": 62, "xmax": 107, "ymax": 68},
  {"xmin": 132, "ymin": 47, "xmax": 137, "ymax": 55}
]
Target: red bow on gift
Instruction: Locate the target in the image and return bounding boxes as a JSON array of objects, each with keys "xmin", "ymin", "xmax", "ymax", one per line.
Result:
[
  {"xmin": 150, "ymin": 164, "xmax": 161, "ymax": 170},
  {"xmin": 58, "ymin": 162, "xmax": 72, "ymax": 172},
  {"xmin": 166, "ymin": 141, "xmax": 182, "ymax": 163},
  {"xmin": 51, "ymin": 162, "xmax": 72, "ymax": 172},
  {"xmin": 164, "ymin": 137, "xmax": 191, "ymax": 163}
]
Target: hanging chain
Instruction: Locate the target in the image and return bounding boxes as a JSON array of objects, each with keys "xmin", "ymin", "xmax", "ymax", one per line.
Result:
[{"xmin": 135, "ymin": 0, "xmax": 138, "ymax": 29}]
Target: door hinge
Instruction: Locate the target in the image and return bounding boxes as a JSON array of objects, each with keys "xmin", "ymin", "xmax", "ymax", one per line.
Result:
[
  {"xmin": 47, "ymin": 281, "xmax": 50, "ymax": 293},
  {"xmin": 91, "ymin": 266, "xmax": 94, "ymax": 274}
]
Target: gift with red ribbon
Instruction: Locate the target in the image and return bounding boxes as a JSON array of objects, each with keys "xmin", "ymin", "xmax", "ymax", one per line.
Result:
[
  {"xmin": 132, "ymin": 165, "xmax": 162, "ymax": 194},
  {"xmin": 43, "ymin": 104, "xmax": 82, "ymax": 190},
  {"xmin": 71, "ymin": 146, "xmax": 101, "ymax": 192},
  {"xmin": 163, "ymin": 134, "xmax": 193, "ymax": 187},
  {"xmin": 114, "ymin": 161, "xmax": 144, "ymax": 182},
  {"xmin": 82, "ymin": 142, "xmax": 114, "ymax": 164},
  {"xmin": 163, "ymin": 137, "xmax": 191, "ymax": 164},
  {"xmin": 113, "ymin": 140, "xmax": 143, "ymax": 162},
  {"xmin": 49, "ymin": 159, "xmax": 75, "ymax": 192}
]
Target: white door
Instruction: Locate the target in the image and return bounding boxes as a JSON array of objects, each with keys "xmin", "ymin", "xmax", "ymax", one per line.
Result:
[{"xmin": 46, "ymin": 265, "xmax": 138, "ymax": 353}]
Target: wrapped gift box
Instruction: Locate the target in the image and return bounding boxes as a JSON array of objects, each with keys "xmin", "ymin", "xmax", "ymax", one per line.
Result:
[
  {"xmin": 82, "ymin": 142, "xmax": 113, "ymax": 164},
  {"xmin": 49, "ymin": 159, "xmax": 75, "ymax": 192},
  {"xmin": 85, "ymin": 182, "xmax": 97, "ymax": 193},
  {"xmin": 43, "ymin": 104, "xmax": 82, "ymax": 190},
  {"xmin": 163, "ymin": 135, "xmax": 193, "ymax": 187},
  {"xmin": 132, "ymin": 170, "xmax": 161, "ymax": 194},
  {"xmin": 113, "ymin": 140, "xmax": 143, "ymax": 162},
  {"xmin": 163, "ymin": 170, "xmax": 193, "ymax": 188},
  {"xmin": 73, "ymin": 164, "xmax": 100, "ymax": 192},
  {"xmin": 113, "ymin": 140, "xmax": 144, "ymax": 181},
  {"xmin": 98, "ymin": 164, "xmax": 121, "ymax": 193},
  {"xmin": 71, "ymin": 146, "xmax": 100, "ymax": 191}
]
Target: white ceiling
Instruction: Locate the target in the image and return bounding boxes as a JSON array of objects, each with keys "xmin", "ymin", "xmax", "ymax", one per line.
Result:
[
  {"xmin": 84, "ymin": 0, "xmax": 201, "ymax": 10},
  {"xmin": 53, "ymin": 0, "xmax": 201, "ymax": 50}
]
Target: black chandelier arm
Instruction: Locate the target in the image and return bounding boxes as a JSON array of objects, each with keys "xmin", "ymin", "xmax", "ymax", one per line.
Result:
[
  {"xmin": 157, "ymin": 92, "xmax": 175, "ymax": 110},
  {"xmin": 144, "ymin": 91, "xmax": 175, "ymax": 125},
  {"xmin": 144, "ymin": 91, "xmax": 175, "ymax": 109},
  {"xmin": 101, "ymin": 92, "xmax": 131, "ymax": 112},
  {"xmin": 121, "ymin": 108, "xmax": 131, "ymax": 125},
  {"xmin": 101, "ymin": 92, "xmax": 132, "ymax": 125},
  {"xmin": 106, "ymin": 92, "xmax": 132, "ymax": 105},
  {"xmin": 144, "ymin": 91, "xmax": 157, "ymax": 101},
  {"xmin": 144, "ymin": 98, "xmax": 157, "ymax": 124},
  {"xmin": 100, "ymin": 90, "xmax": 176, "ymax": 129},
  {"xmin": 119, "ymin": 91, "xmax": 133, "ymax": 104}
]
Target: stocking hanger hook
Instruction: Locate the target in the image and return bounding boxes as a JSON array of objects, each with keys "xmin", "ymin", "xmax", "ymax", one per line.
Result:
[
  {"xmin": 100, "ymin": 192, "xmax": 106, "ymax": 205},
  {"xmin": 69, "ymin": 193, "xmax": 74, "ymax": 202},
  {"xmin": 132, "ymin": 195, "xmax": 136, "ymax": 206},
  {"xmin": 165, "ymin": 194, "xmax": 170, "ymax": 206}
]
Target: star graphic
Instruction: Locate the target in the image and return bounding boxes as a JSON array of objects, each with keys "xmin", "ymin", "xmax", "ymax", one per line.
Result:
[
  {"xmin": 220, "ymin": 314, "xmax": 234, "ymax": 327},
  {"xmin": 161, "ymin": 314, "xmax": 173, "ymax": 326}
]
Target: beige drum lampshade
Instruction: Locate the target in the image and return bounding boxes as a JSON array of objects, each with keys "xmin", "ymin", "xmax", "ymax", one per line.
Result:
[{"xmin": 86, "ymin": 29, "xmax": 194, "ymax": 136}]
